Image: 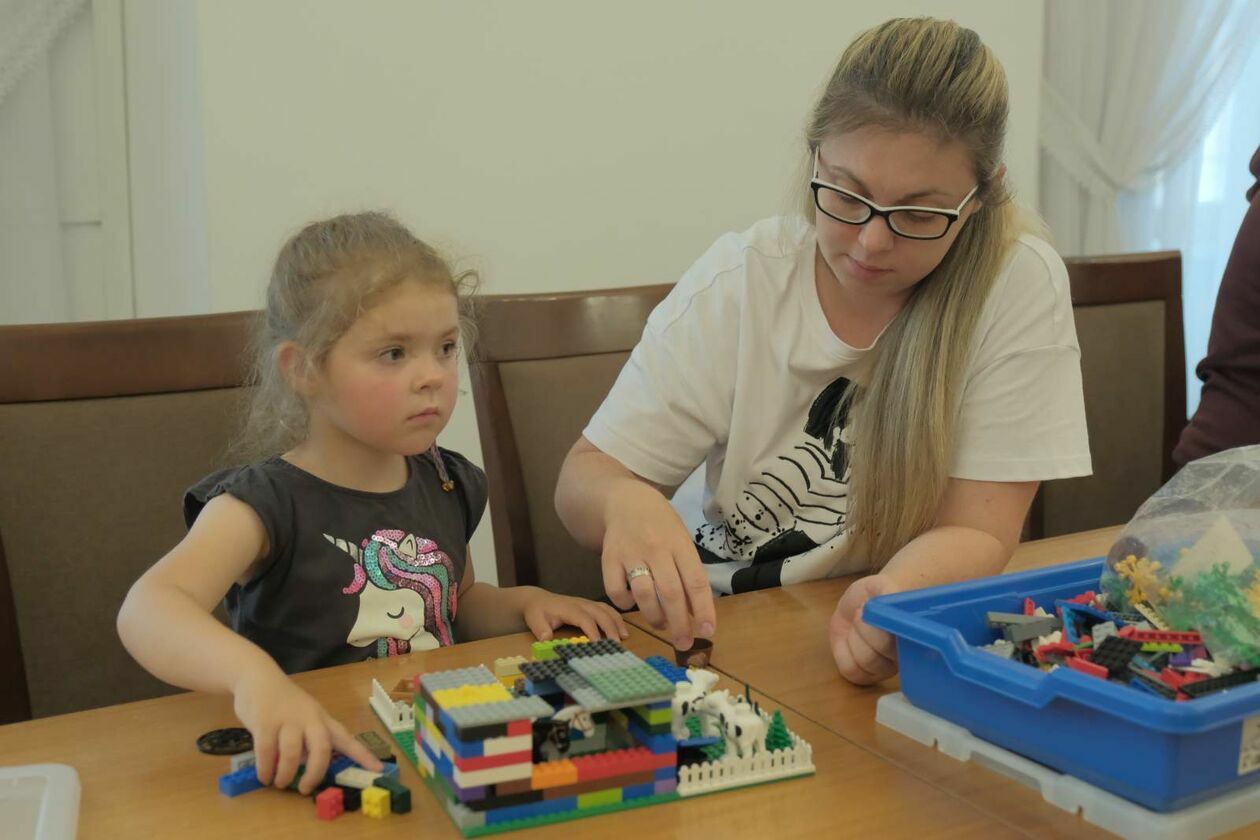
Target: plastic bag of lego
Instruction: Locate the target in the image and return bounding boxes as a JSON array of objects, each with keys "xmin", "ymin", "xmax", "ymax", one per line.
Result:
[{"xmin": 1100, "ymin": 445, "xmax": 1260, "ymax": 667}]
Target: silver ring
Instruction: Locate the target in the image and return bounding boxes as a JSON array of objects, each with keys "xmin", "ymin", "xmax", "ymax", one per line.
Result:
[{"xmin": 626, "ymin": 566, "xmax": 652, "ymax": 583}]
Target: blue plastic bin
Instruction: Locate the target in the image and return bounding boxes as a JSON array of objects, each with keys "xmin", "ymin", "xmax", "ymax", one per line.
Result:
[{"xmin": 863, "ymin": 558, "xmax": 1260, "ymax": 812}]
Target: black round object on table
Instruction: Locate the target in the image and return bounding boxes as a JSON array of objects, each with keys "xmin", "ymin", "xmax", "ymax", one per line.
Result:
[{"xmin": 196, "ymin": 727, "xmax": 253, "ymax": 756}]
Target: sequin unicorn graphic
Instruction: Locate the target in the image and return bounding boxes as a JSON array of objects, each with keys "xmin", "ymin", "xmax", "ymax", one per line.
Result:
[{"xmin": 328, "ymin": 529, "xmax": 457, "ymax": 657}]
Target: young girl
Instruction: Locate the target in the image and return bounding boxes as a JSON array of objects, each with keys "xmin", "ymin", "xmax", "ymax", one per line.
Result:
[
  {"xmin": 118, "ymin": 212, "xmax": 626, "ymax": 793},
  {"xmin": 555, "ymin": 18, "xmax": 1092, "ymax": 684}
]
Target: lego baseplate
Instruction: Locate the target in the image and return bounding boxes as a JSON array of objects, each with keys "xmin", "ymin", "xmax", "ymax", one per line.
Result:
[
  {"xmin": 876, "ymin": 692, "xmax": 1260, "ymax": 840},
  {"xmin": 370, "ymin": 641, "xmax": 814, "ymax": 836}
]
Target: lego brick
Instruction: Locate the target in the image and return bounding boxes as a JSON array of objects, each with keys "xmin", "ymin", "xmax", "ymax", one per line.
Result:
[
  {"xmin": 218, "ymin": 766, "xmax": 263, "ymax": 797},
  {"xmin": 315, "ymin": 786, "xmax": 344, "ymax": 820},
  {"xmin": 554, "ymin": 671, "xmax": 620, "ymax": 712},
  {"xmin": 654, "ymin": 778, "xmax": 677, "ymax": 795},
  {"xmin": 653, "ymin": 765, "xmax": 676, "ymax": 781},
  {"xmin": 1117, "ymin": 627, "xmax": 1203, "ymax": 645},
  {"xmin": 228, "ymin": 750, "xmax": 255, "ymax": 773},
  {"xmin": 520, "ymin": 660, "xmax": 571, "ymax": 681},
  {"xmin": 531, "ymin": 637, "xmax": 588, "ymax": 661},
  {"xmin": 570, "ymin": 747, "xmax": 672, "ymax": 783},
  {"xmin": 556, "ymin": 639, "xmax": 627, "ymax": 660},
  {"xmin": 568, "ymin": 651, "xmax": 647, "ymax": 675},
  {"xmin": 433, "ymin": 683, "xmax": 515, "ymax": 709},
  {"xmin": 542, "ymin": 770, "xmax": 657, "ymax": 801},
  {"xmin": 1180, "ymin": 668, "xmax": 1260, "ymax": 698},
  {"xmin": 531, "ymin": 759, "xmax": 579, "ymax": 790},
  {"xmin": 578, "ymin": 787, "xmax": 622, "ymax": 809},
  {"xmin": 453, "ymin": 749, "xmax": 534, "ymax": 773},
  {"xmin": 643, "ymin": 655, "xmax": 689, "ymax": 684},
  {"xmin": 447, "ymin": 695, "xmax": 555, "ymax": 734},
  {"xmin": 453, "ymin": 759, "xmax": 535, "ymax": 789},
  {"xmin": 494, "ymin": 655, "xmax": 528, "ymax": 677},
  {"xmin": 420, "ymin": 666, "xmax": 500, "ymax": 693},
  {"xmin": 484, "ymin": 733, "xmax": 533, "ymax": 757},
  {"xmin": 628, "ymin": 703, "xmax": 673, "ymax": 726},
  {"xmin": 623, "ymin": 781, "xmax": 657, "ymax": 800},
  {"xmin": 469, "ymin": 792, "xmax": 679, "ymax": 834},
  {"xmin": 1065, "ymin": 657, "xmax": 1109, "ymax": 680},
  {"xmin": 362, "ymin": 785, "xmax": 390, "ymax": 818},
  {"xmin": 335, "ymin": 784, "xmax": 362, "ymax": 811},
  {"xmin": 506, "ymin": 719, "xmax": 533, "ymax": 738},
  {"xmin": 484, "ymin": 795, "xmax": 577, "ymax": 826},
  {"xmin": 334, "ymin": 767, "xmax": 380, "ymax": 790},
  {"xmin": 373, "ymin": 776, "xmax": 412, "ymax": 814},
  {"xmin": 494, "ymin": 777, "xmax": 534, "ymax": 796},
  {"xmin": 356, "ymin": 731, "xmax": 395, "ymax": 764},
  {"xmin": 1089, "ymin": 635, "xmax": 1143, "ymax": 678},
  {"xmin": 466, "ymin": 788, "xmax": 545, "ymax": 813},
  {"xmin": 581, "ymin": 667, "xmax": 675, "ymax": 705}
]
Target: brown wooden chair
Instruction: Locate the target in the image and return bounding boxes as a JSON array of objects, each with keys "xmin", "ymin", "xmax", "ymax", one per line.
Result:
[
  {"xmin": 468, "ymin": 285, "xmax": 673, "ymax": 599},
  {"xmin": 1025, "ymin": 251, "xmax": 1186, "ymax": 539},
  {"xmin": 0, "ymin": 311, "xmax": 256, "ymax": 722}
]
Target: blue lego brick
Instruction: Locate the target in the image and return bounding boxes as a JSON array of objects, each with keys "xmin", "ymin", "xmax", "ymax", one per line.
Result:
[
  {"xmin": 485, "ymin": 795, "xmax": 577, "ymax": 825},
  {"xmin": 624, "ymin": 714, "xmax": 679, "ymax": 754},
  {"xmin": 644, "ymin": 655, "xmax": 689, "ymax": 684},
  {"xmin": 524, "ymin": 677, "xmax": 560, "ymax": 696},
  {"xmin": 653, "ymin": 766, "xmax": 675, "ymax": 781},
  {"xmin": 647, "ymin": 700, "xmax": 671, "ymax": 710},
  {"xmin": 323, "ymin": 754, "xmax": 355, "ymax": 786},
  {"xmin": 623, "ymin": 782, "xmax": 656, "ymax": 800},
  {"xmin": 218, "ymin": 766, "xmax": 264, "ymax": 797},
  {"xmin": 378, "ymin": 760, "xmax": 400, "ymax": 779}
]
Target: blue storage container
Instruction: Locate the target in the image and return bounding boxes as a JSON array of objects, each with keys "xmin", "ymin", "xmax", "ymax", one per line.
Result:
[{"xmin": 863, "ymin": 558, "xmax": 1260, "ymax": 812}]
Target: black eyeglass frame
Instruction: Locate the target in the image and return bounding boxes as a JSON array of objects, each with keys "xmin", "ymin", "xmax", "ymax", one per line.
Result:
[{"xmin": 810, "ymin": 148, "xmax": 981, "ymax": 241}]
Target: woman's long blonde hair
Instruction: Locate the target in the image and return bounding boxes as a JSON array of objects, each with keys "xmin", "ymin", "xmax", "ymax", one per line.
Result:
[
  {"xmin": 803, "ymin": 18, "xmax": 1035, "ymax": 570},
  {"xmin": 235, "ymin": 211, "xmax": 477, "ymax": 460}
]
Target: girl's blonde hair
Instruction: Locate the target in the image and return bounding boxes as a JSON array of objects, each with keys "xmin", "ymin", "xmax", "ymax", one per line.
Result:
[
  {"xmin": 236, "ymin": 211, "xmax": 476, "ymax": 459},
  {"xmin": 802, "ymin": 18, "xmax": 1036, "ymax": 570}
]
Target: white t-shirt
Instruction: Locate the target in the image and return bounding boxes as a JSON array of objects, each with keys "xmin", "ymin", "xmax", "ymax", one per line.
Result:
[{"xmin": 584, "ymin": 216, "xmax": 1092, "ymax": 594}]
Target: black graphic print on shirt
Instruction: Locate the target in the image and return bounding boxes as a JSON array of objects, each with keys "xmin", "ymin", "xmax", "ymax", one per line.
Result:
[{"xmin": 694, "ymin": 375, "xmax": 855, "ymax": 592}]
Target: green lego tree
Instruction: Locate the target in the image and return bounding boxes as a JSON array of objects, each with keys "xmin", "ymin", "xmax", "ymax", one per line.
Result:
[{"xmin": 764, "ymin": 710, "xmax": 791, "ymax": 752}]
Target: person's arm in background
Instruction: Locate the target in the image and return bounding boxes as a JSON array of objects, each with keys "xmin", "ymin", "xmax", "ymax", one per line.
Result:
[{"xmin": 1174, "ymin": 146, "xmax": 1260, "ymax": 466}]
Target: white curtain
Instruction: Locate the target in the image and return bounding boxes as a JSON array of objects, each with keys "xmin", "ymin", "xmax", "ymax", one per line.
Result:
[
  {"xmin": 1040, "ymin": 0, "xmax": 1260, "ymax": 257},
  {"xmin": 0, "ymin": 0, "xmax": 95, "ymax": 325}
]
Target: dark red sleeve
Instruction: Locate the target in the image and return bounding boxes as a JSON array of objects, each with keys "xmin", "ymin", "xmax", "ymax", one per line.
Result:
[{"xmin": 1174, "ymin": 146, "xmax": 1260, "ymax": 465}]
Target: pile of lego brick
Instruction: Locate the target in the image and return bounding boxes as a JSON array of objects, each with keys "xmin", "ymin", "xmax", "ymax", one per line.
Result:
[
  {"xmin": 982, "ymin": 591, "xmax": 1259, "ymax": 701},
  {"xmin": 217, "ymin": 740, "xmax": 410, "ymax": 822}
]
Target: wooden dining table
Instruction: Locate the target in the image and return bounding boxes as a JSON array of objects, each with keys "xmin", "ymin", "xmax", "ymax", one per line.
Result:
[{"xmin": 4, "ymin": 524, "xmax": 1248, "ymax": 838}]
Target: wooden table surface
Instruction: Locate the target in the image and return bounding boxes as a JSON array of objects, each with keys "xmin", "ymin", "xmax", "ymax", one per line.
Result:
[
  {"xmin": 626, "ymin": 525, "xmax": 1260, "ymax": 839},
  {"xmin": 0, "ymin": 626, "xmax": 1023, "ymax": 838}
]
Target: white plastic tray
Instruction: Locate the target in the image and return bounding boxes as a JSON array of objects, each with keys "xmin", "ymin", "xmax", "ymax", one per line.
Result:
[
  {"xmin": 0, "ymin": 764, "xmax": 80, "ymax": 840},
  {"xmin": 877, "ymin": 692, "xmax": 1260, "ymax": 840}
]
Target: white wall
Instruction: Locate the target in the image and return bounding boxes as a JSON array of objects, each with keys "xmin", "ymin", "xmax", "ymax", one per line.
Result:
[{"xmin": 190, "ymin": 1, "xmax": 1045, "ymax": 583}]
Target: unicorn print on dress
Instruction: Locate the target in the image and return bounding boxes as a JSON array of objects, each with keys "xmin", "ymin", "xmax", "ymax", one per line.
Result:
[{"xmin": 328, "ymin": 528, "xmax": 457, "ymax": 658}]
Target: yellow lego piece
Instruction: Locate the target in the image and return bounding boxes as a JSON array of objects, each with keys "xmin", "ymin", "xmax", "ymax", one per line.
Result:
[
  {"xmin": 531, "ymin": 759, "xmax": 578, "ymax": 790},
  {"xmin": 494, "ymin": 655, "xmax": 528, "ymax": 678},
  {"xmin": 362, "ymin": 786, "xmax": 390, "ymax": 818},
  {"xmin": 1133, "ymin": 602, "xmax": 1170, "ymax": 630},
  {"xmin": 431, "ymin": 683, "xmax": 514, "ymax": 709}
]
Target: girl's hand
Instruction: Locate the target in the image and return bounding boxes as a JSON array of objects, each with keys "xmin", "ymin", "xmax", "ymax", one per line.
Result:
[
  {"xmin": 829, "ymin": 574, "xmax": 900, "ymax": 685},
  {"xmin": 232, "ymin": 666, "xmax": 383, "ymax": 793},
  {"xmin": 600, "ymin": 482, "xmax": 715, "ymax": 650},
  {"xmin": 521, "ymin": 591, "xmax": 630, "ymax": 643}
]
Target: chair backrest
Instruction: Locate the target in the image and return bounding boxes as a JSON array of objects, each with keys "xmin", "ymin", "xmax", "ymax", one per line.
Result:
[
  {"xmin": 0, "ymin": 311, "xmax": 256, "ymax": 721},
  {"xmin": 468, "ymin": 285, "xmax": 673, "ymax": 599},
  {"xmin": 1026, "ymin": 251, "xmax": 1185, "ymax": 539}
]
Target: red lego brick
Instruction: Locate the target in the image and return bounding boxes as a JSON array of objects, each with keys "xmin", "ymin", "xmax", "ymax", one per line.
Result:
[
  {"xmin": 1066, "ymin": 591, "xmax": 1098, "ymax": 606},
  {"xmin": 506, "ymin": 719, "xmax": 532, "ymax": 737},
  {"xmin": 1159, "ymin": 668, "xmax": 1208, "ymax": 690},
  {"xmin": 1034, "ymin": 640, "xmax": 1076, "ymax": 662},
  {"xmin": 1118, "ymin": 627, "xmax": 1203, "ymax": 645},
  {"xmin": 1023, "ymin": 598, "xmax": 1036, "ymax": 616},
  {"xmin": 570, "ymin": 748, "xmax": 662, "ymax": 782},
  {"xmin": 1066, "ymin": 657, "xmax": 1108, "ymax": 680},
  {"xmin": 453, "ymin": 749, "xmax": 533, "ymax": 772},
  {"xmin": 315, "ymin": 786, "xmax": 344, "ymax": 820}
]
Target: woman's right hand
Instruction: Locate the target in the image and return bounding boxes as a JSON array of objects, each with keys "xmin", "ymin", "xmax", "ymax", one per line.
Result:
[
  {"xmin": 232, "ymin": 666, "xmax": 383, "ymax": 794},
  {"xmin": 600, "ymin": 482, "xmax": 716, "ymax": 650}
]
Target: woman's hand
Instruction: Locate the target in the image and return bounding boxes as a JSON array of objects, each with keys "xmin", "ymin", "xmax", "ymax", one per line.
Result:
[
  {"xmin": 521, "ymin": 591, "xmax": 629, "ymax": 642},
  {"xmin": 232, "ymin": 666, "xmax": 382, "ymax": 793},
  {"xmin": 829, "ymin": 573, "xmax": 900, "ymax": 685},
  {"xmin": 600, "ymin": 482, "xmax": 715, "ymax": 650}
]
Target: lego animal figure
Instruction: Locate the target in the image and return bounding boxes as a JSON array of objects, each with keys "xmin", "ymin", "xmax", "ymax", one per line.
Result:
[
  {"xmin": 697, "ymin": 688, "xmax": 747, "ymax": 739},
  {"xmin": 534, "ymin": 705, "xmax": 594, "ymax": 761},
  {"xmin": 671, "ymin": 668, "xmax": 720, "ymax": 739},
  {"xmin": 724, "ymin": 705, "xmax": 766, "ymax": 759}
]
